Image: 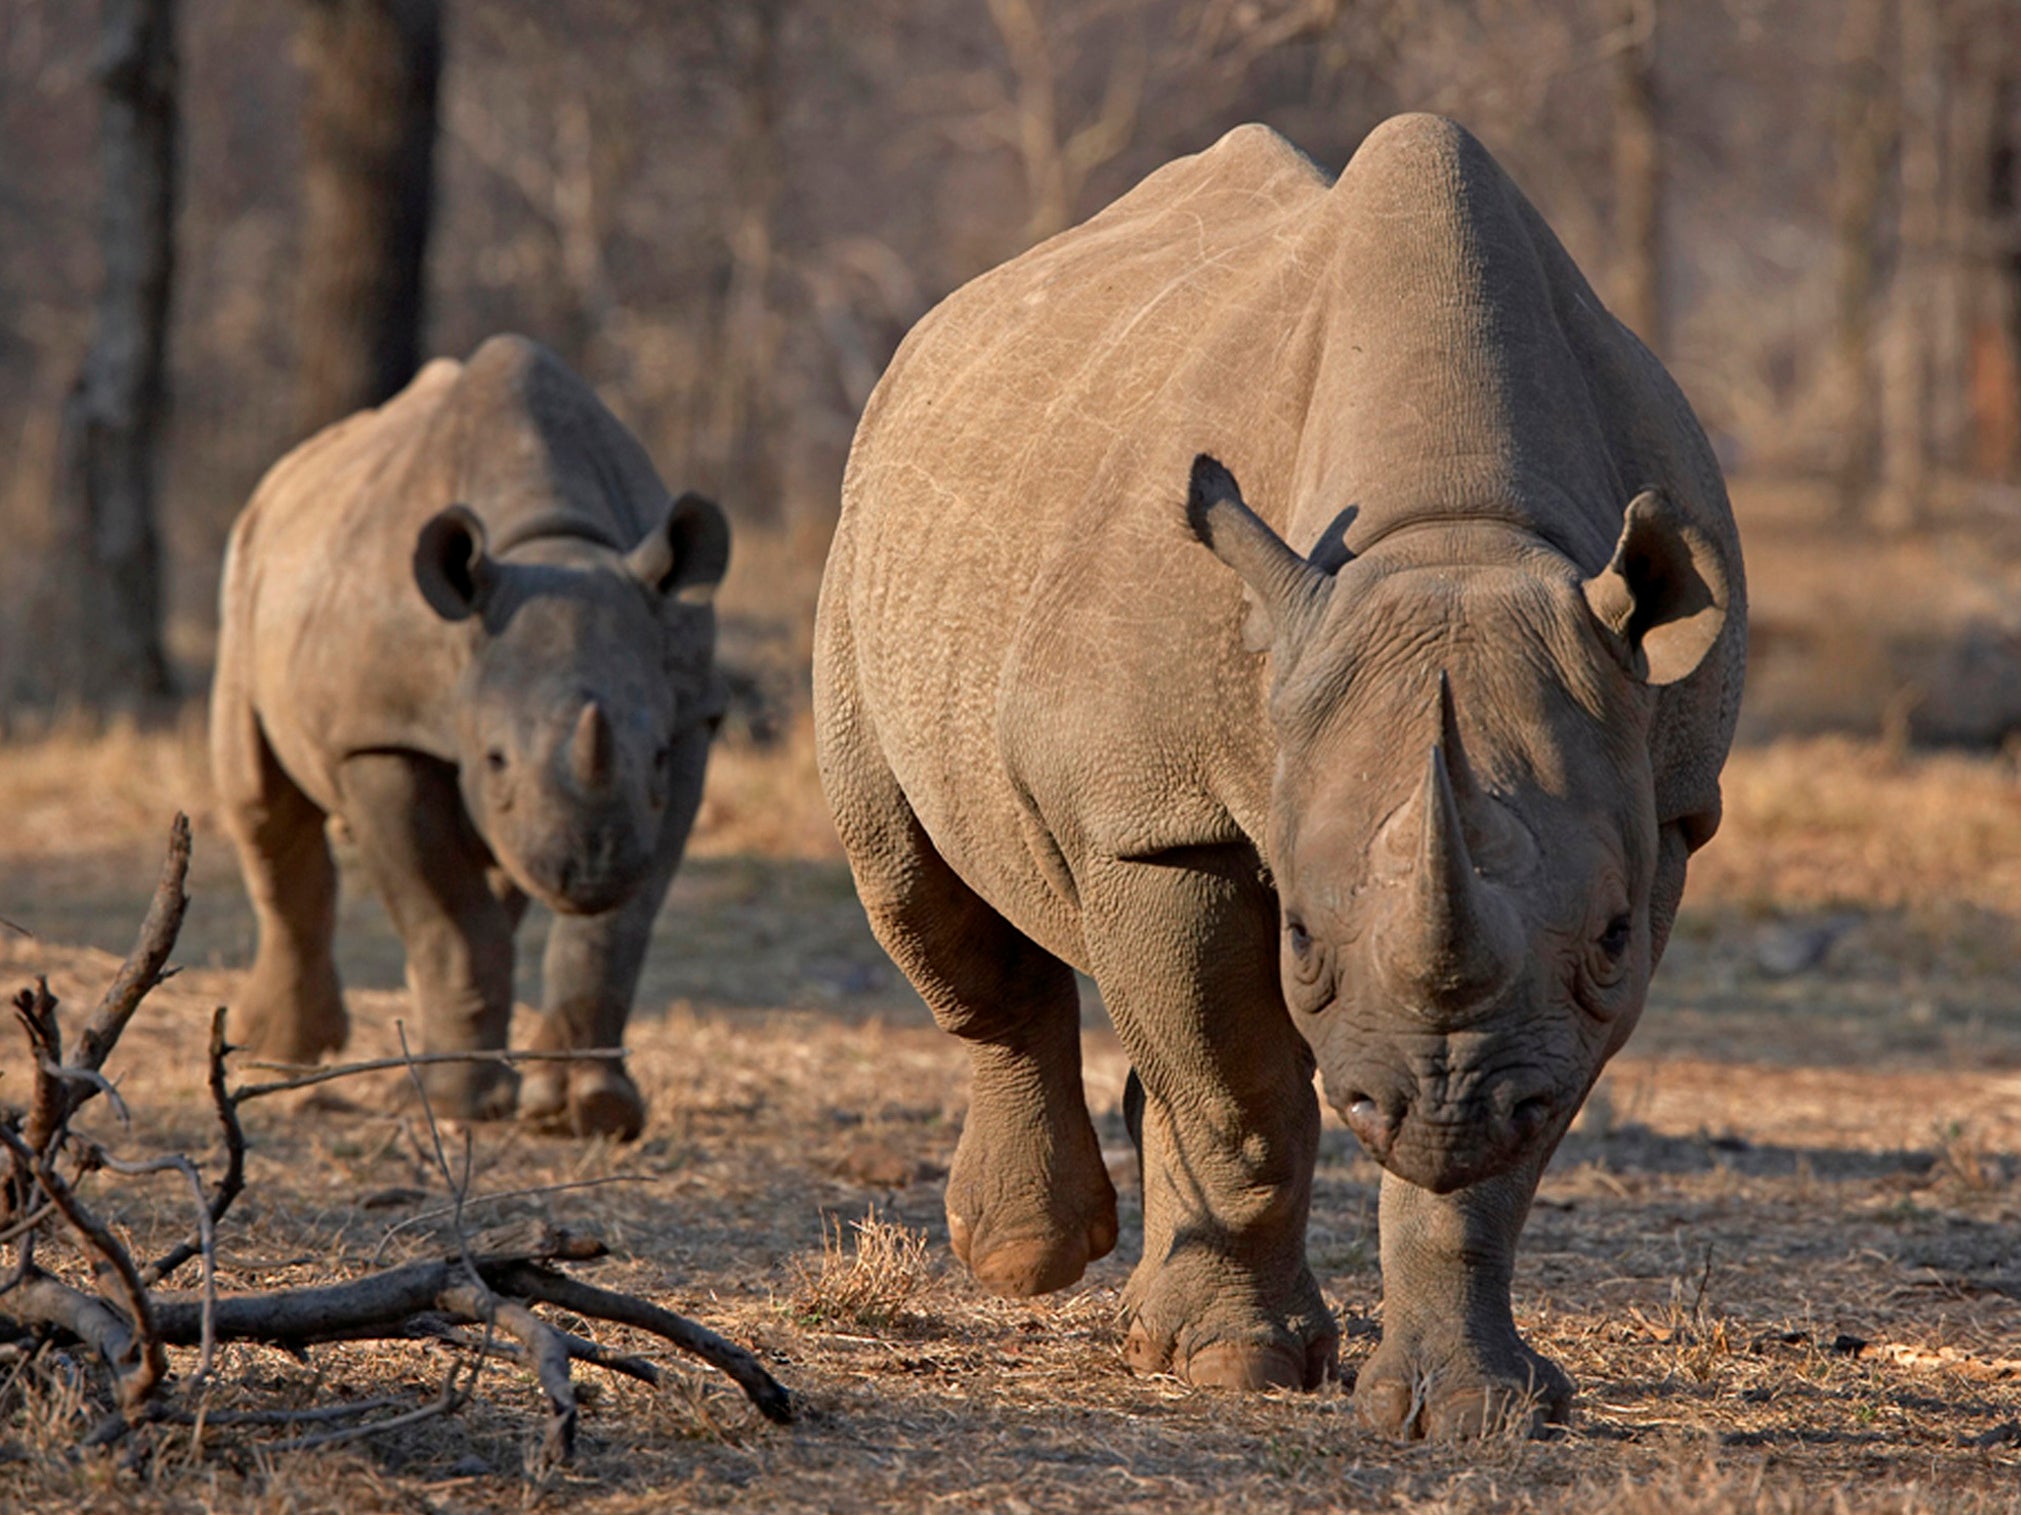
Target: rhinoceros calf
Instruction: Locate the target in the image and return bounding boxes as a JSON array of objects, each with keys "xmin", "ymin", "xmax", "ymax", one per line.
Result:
[
  {"xmin": 212, "ymin": 335, "xmax": 729, "ymax": 1138},
  {"xmin": 815, "ymin": 115, "xmax": 1743, "ymax": 1433}
]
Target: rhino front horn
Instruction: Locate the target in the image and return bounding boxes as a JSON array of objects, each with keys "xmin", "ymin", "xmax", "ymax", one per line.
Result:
[
  {"xmin": 1389, "ymin": 740, "xmax": 1522, "ymax": 1023},
  {"xmin": 571, "ymin": 701, "xmax": 616, "ymax": 791}
]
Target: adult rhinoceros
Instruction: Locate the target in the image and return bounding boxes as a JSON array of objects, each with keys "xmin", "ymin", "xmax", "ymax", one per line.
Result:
[
  {"xmin": 212, "ymin": 335, "xmax": 729, "ymax": 1138},
  {"xmin": 814, "ymin": 114, "xmax": 1743, "ymax": 1435}
]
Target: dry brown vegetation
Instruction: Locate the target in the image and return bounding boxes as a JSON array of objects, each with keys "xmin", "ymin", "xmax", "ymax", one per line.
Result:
[{"xmin": 2, "ymin": 671, "xmax": 2018, "ymax": 1510}]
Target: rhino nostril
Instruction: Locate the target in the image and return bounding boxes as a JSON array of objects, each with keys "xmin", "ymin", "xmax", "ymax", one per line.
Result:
[
  {"xmin": 1343, "ymin": 1093, "xmax": 1398, "ymax": 1157},
  {"xmin": 1511, "ymin": 1093, "xmax": 1554, "ymax": 1141}
]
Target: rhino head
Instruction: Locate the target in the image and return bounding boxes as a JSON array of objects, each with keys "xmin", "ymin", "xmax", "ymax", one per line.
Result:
[
  {"xmin": 1186, "ymin": 455, "xmax": 1730, "ymax": 1194},
  {"xmin": 412, "ymin": 492, "xmax": 730, "ymax": 916}
]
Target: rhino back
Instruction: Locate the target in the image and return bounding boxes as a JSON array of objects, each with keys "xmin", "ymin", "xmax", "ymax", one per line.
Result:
[
  {"xmin": 833, "ymin": 116, "xmax": 1743, "ymax": 936},
  {"xmin": 837, "ymin": 126, "xmax": 1341, "ymax": 924},
  {"xmin": 224, "ymin": 335, "xmax": 674, "ymax": 811}
]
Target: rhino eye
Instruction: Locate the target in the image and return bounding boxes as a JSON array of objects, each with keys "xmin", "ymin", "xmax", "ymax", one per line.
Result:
[
  {"xmin": 1286, "ymin": 917, "xmax": 1313, "ymax": 959},
  {"xmin": 485, "ymin": 748, "xmax": 508, "ymax": 774},
  {"xmin": 653, "ymin": 743, "xmax": 672, "ymax": 770},
  {"xmin": 1598, "ymin": 913, "xmax": 1631, "ymax": 959}
]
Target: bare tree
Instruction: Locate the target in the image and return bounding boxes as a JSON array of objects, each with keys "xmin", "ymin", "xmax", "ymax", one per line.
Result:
[
  {"xmin": 1961, "ymin": 4, "xmax": 2021, "ymax": 483},
  {"xmin": 1610, "ymin": 0, "xmax": 1664, "ymax": 354},
  {"xmin": 293, "ymin": 0, "xmax": 441, "ymax": 439},
  {"xmin": 50, "ymin": 0, "xmax": 179, "ymax": 708},
  {"xmin": 980, "ymin": 0, "xmax": 1146, "ymax": 246},
  {"xmin": 1830, "ymin": 0, "xmax": 1895, "ymax": 513},
  {"xmin": 699, "ymin": 0, "xmax": 789, "ymax": 524}
]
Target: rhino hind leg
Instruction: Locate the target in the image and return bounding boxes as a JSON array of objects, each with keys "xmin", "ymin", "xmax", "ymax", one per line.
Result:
[
  {"xmin": 822, "ymin": 744, "xmax": 1113, "ymax": 1293},
  {"xmin": 337, "ymin": 752, "xmax": 521, "ymax": 1120},
  {"xmin": 1082, "ymin": 852, "xmax": 1336, "ymax": 1392},
  {"xmin": 882, "ymin": 838, "xmax": 1115, "ymax": 1297},
  {"xmin": 213, "ymin": 706, "xmax": 348, "ymax": 1064}
]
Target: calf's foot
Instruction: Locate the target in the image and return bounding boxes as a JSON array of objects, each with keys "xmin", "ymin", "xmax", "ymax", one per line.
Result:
[
  {"xmin": 419, "ymin": 1058, "xmax": 518, "ymax": 1122},
  {"xmin": 519, "ymin": 1060, "xmax": 646, "ymax": 1140},
  {"xmin": 232, "ymin": 964, "xmax": 347, "ymax": 1065}
]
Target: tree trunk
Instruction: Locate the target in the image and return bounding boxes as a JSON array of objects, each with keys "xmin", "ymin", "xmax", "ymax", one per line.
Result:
[
  {"xmin": 1611, "ymin": 0, "xmax": 1665, "ymax": 355},
  {"xmin": 701, "ymin": 0, "xmax": 786, "ymax": 525},
  {"xmin": 293, "ymin": 0, "xmax": 441, "ymax": 440},
  {"xmin": 1830, "ymin": 0, "xmax": 1895, "ymax": 515},
  {"xmin": 51, "ymin": 0, "xmax": 179, "ymax": 709},
  {"xmin": 1966, "ymin": 22, "xmax": 2020, "ymax": 482},
  {"xmin": 1879, "ymin": 0, "xmax": 1946, "ymax": 526}
]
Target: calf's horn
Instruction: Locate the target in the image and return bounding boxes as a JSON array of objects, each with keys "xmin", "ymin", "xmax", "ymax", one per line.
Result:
[{"xmin": 572, "ymin": 701, "xmax": 615, "ymax": 791}]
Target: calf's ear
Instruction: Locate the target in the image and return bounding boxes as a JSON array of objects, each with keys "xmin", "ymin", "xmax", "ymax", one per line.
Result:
[
  {"xmin": 414, "ymin": 505, "xmax": 495, "ymax": 622},
  {"xmin": 1582, "ymin": 489, "xmax": 1730, "ymax": 686},
  {"xmin": 627, "ymin": 492, "xmax": 731, "ymax": 605},
  {"xmin": 1184, "ymin": 454, "xmax": 1335, "ymax": 653}
]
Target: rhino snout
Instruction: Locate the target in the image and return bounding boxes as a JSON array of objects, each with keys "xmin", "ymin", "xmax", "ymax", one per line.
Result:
[{"xmin": 1337, "ymin": 1064, "xmax": 1560, "ymax": 1194}]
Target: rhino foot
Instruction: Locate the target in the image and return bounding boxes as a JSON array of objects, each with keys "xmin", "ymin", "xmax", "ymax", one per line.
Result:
[
  {"xmin": 944, "ymin": 1115, "xmax": 1118, "ymax": 1298},
  {"xmin": 947, "ymin": 1204, "xmax": 1118, "ymax": 1298},
  {"xmin": 1121, "ymin": 1256, "xmax": 1336, "ymax": 1390},
  {"xmin": 1353, "ymin": 1323, "xmax": 1571, "ymax": 1439},
  {"xmin": 230, "ymin": 982, "xmax": 348, "ymax": 1067},
  {"xmin": 417, "ymin": 1059, "xmax": 519, "ymax": 1123},
  {"xmin": 519, "ymin": 1061, "xmax": 645, "ymax": 1141}
]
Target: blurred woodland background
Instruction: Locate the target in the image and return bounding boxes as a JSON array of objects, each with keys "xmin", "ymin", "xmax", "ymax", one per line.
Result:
[{"xmin": 2, "ymin": 0, "xmax": 2021, "ymax": 742}]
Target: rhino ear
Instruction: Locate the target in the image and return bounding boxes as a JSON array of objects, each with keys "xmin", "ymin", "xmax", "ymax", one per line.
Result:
[
  {"xmin": 1184, "ymin": 455, "xmax": 1334, "ymax": 653},
  {"xmin": 1582, "ymin": 489, "xmax": 1730, "ymax": 687},
  {"xmin": 414, "ymin": 505, "xmax": 495, "ymax": 622},
  {"xmin": 627, "ymin": 492, "xmax": 730, "ymax": 605}
]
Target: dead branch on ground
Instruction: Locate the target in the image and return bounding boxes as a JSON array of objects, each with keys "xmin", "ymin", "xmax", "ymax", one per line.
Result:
[{"xmin": 0, "ymin": 814, "xmax": 794, "ymax": 1468}]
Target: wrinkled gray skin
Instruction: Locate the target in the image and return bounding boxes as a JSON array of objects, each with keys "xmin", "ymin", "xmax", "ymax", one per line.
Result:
[
  {"xmin": 814, "ymin": 117, "xmax": 1744, "ymax": 1434},
  {"xmin": 212, "ymin": 335, "xmax": 729, "ymax": 1137}
]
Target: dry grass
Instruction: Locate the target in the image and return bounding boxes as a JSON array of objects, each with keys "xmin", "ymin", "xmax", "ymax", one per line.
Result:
[
  {"xmin": 3, "ymin": 568, "xmax": 2021, "ymax": 1507},
  {"xmin": 786, "ymin": 1211, "xmax": 941, "ymax": 1330}
]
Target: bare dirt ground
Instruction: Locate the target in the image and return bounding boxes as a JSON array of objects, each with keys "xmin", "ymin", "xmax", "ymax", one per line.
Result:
[{"xmin": 3, "ymin": 506, "xmax": 2021, "ymax": 1512}]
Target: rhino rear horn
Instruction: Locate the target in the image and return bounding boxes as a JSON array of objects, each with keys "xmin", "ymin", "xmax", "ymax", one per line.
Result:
[
  {"xmin": 1582, "ymin": 489, "xmax": 1730, "ymax": 686},
  {"xmin": 1184, "ymin": 454, "xmax": 1335, "ymax": 653},
  {"xmin": 628, "ymin": 492, "xmax": 731, "ymax": 605},
  {"xmin": 414, "ymin": 505, "xmax": 495, "ymax": 622}
]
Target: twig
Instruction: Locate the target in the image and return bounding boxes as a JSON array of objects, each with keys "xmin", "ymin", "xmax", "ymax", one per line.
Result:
[
  {"xmin": 92, "ymin": 1150, "xmax": 216, "ymax": 1380},
  {"xmin": 0, "ymin": 1200, "xmax": 55, "ymax": 1250},
  {"xmin": 233, "ymin": 1046, "xmax": 629, "ymax": 1104},
  {"xmin": 271, "ymin": 1362, "xmax": 473, "ymax": 1454},
  {"xmin": 144, "ymin": 1009, "xmax": 247, "ymax": 1288},
  {"xmin": 370, "ymin": 1173, "xmax": 663, "ymax": 1264},
  {"xmin": 152, "ymin": 1395, "xmax": 411, "ymax": 1428},
  {"xmin": 72, "ymin": 812, "xmax": 191, "ymax": 1077},
  {"xmin": 11, "ymin": 1131, "xmax": 165, "ymax": 1418},
  {"xmin": 442, "ymin": 1283, "xmax": 577, "ymax": 1469},
  {"xmin": 16, "ymin": 813, "xmax": 189, "ymax": 1159},
  {"xmin": 492, "ymin": 1262, "xmax": 794, "ymax": 1424}
]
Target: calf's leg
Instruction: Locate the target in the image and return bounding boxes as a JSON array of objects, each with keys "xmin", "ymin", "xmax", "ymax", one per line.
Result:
[{"xmin": 337, "ymin": 752, "xmax": 519, "ymax": 1119}]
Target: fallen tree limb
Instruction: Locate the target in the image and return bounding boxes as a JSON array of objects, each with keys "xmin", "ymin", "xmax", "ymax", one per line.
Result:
[{"xmin": 0, "ymin": 813, "xmax": 796, "ymax": 1465}]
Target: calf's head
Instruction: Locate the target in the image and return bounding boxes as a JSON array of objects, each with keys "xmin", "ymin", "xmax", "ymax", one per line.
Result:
[
  {"xmin": 413, "ymin": 493, "xmax": 730, "ymax": 915},
  {"xmin": 1186, "ymin": 456, "xmax": 1729, "ymax": 1193}
]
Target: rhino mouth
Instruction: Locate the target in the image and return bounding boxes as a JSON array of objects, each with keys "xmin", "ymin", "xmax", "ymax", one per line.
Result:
[
  {"xmin": 507, "ymin": 836, "xmax": 653, "ymax": 917},
  {"xmin": 1335, "ymin": 1078, "xmax": 1562, "ymax": 1194}
]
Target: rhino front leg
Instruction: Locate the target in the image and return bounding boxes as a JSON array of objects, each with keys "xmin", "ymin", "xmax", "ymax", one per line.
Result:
[
  {"xmin": 520, "ymin": 722, "xmax": 711, "ymax": 1140},
  {"xmin": 218, "ymin": 759, "xmax": 348, "ymax": 1064},
  {"xmin": 1083, "ymin": 852, "xmax": 1334, "ymax": 1390},
  {"xmin": 337, "ymin": 752, "xmax": 520, "ymax": 1120},
  {"xmin": 1356, "ymin": 1159, "xmax": 1571, "ymax": 1438}
]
